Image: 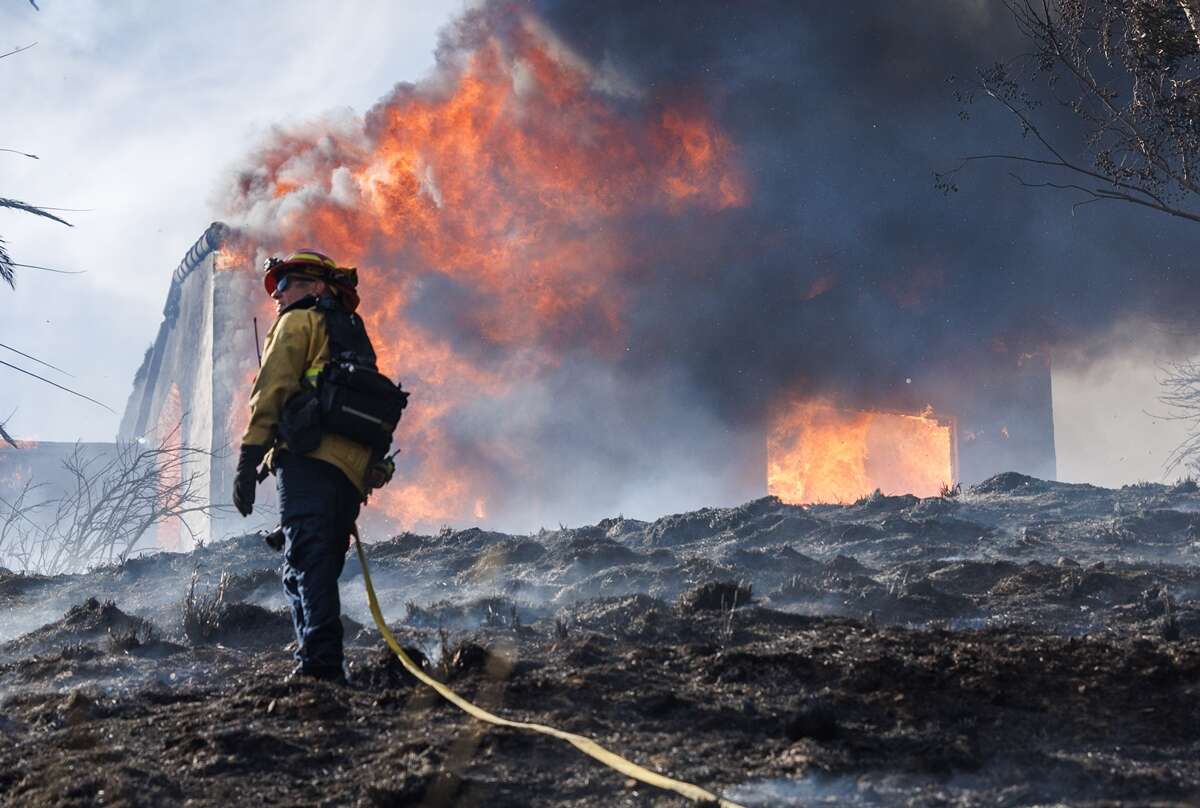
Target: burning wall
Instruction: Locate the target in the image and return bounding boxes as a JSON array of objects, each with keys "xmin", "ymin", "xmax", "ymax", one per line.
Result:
[
  {"xmin": 765, "ymin": 350, "xmax": 1056, "ymax": 504},
  {"xmin": 768, "ymin": 402, "xmax": 957, "ymax": 504}
]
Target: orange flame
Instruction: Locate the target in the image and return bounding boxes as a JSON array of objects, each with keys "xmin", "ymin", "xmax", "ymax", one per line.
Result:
[
  {"xmin": 215, "ymin": 244, "xmax": 254, "ymax": 273},
  {"xmin": 767, "ymin": 399, "xmax": 955, "ymax": 504},
  {"xmin": 223, "ymin": 12, "xmax": 745, "ymax": 530}
]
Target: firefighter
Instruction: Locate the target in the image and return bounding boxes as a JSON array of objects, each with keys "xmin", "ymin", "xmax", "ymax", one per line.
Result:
[{"xmin": 232, "ymin": 249, "xmax": 374, "ymax": 685}]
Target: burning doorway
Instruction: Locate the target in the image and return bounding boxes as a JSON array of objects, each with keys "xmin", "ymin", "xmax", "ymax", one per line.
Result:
[{"xmin": 767, "ymin": 400, "xmax": 957, "ymax": 504}]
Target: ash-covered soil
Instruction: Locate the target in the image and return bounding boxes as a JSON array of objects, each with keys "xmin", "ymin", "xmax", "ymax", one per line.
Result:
[{"xmin": 3, "ymin": 473, "xmax": 1200, "ymax": 806}]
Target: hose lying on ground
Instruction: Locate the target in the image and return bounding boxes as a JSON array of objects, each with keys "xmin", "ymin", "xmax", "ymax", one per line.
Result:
[{"xmin": 353, "ymin": 535, "xmax": 747, "ymax": 807}]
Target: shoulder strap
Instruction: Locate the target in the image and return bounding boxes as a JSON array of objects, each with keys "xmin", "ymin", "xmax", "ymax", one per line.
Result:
[{"xmin": 315, "ymin": 294, "xmax": 378, "ymax": 370}]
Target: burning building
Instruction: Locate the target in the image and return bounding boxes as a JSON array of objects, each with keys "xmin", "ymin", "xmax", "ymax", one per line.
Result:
[
  {"xmin": 7, "ymin": 1, "xmax": 1132, "ymax": 554},
  {"xmin": 110, "ymin": 3, "xmax": 1076, "ymax": 539},
  {"xmin": 107, "ymin": 217, "xmax": 1055, "ymax": 542}
]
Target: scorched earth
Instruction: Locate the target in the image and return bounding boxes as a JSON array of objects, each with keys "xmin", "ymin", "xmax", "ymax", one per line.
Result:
[{"xmin": 2, "ymin": 472, "xmax": 1200, "ymax": 806}]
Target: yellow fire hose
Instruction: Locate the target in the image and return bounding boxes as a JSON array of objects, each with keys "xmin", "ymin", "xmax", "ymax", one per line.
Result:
[{"xmin": 353, "ymin": 536, "xmax": 747, "ymax": 807}]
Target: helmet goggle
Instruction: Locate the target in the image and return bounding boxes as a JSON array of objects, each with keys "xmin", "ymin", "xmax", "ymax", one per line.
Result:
[
  {"xmin": 273, "ymin": 273, "xmax": 322, "ymax": 294},
  {"xmin": 263, "ymin": 251, "xmax": 355, "ymax": 303}
]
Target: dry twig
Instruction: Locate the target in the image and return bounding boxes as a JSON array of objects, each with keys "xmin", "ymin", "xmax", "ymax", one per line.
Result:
[{"xmin": 0, "ymin": 432, "xmax": 218, "ymax": 574}]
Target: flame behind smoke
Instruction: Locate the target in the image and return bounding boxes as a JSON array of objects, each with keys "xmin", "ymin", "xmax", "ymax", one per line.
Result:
[{"xmin": 223, "ymin": 9, "xmax": 744, "ymax": 529}]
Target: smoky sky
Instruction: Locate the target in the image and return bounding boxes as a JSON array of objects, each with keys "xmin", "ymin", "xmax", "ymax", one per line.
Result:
[{"xmin": 506, "ymin": 1, "xmax": 1200, "ymax": 422}]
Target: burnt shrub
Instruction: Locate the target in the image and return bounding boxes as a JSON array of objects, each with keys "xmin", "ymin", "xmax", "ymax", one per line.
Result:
[
  {"xmin": 182, "ymin": 570, "xmax": 229, "ymax": 644},
  {"xmin": 676, "ymin": 580, "xmax": 754, "ymax": 613}
]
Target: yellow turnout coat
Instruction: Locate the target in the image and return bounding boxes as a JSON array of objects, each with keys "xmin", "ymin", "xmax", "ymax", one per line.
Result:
[{"xmin": 241, "ymin": 308, "xmax": 371, "ymax": 494}]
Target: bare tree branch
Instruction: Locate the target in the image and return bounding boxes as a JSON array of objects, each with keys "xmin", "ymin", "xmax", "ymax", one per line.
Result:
[
  {"xmin": 0, "ymin": 43, "xmax": 36, "ymax": 61},
  {"xmin": 0, "ymin": 436, "xmax": 221, "ymax": 574},
  {"xmin": 0, "ymin": 198, "xmax": 71, "ymax": 227},
  {"xmin": 0, "ymin": 359, "xmax": 113, "ymax": 412},
  {"xmin": 0, "ymin": 341, "xmax": 72, "ymax": 376},
  {"xmin": 954, "ymin": 1, "xmax": 1200, "ymax": 221}
]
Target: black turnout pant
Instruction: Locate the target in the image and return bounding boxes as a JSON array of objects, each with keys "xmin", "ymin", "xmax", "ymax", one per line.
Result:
[{"xmin": 275, "ymin": 451, "xmax": 361, "ymax": 677}]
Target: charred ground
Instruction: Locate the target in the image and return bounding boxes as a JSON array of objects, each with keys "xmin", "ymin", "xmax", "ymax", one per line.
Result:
[{"xmin": 3, "ymin": 473, "xmax": 1200, "ymax": 806}]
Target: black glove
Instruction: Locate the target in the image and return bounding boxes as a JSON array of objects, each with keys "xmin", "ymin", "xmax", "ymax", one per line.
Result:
[
  {"xmin": 233, "ymin": 444, "xmax": 267, "ymax": 517},
  {"xmin": 366, "ymin": 455, "xmax": 396, "ymax": 490},
  {"xmin": 262, "ymin": 525, "xmax": 285, "ymax": 552}
]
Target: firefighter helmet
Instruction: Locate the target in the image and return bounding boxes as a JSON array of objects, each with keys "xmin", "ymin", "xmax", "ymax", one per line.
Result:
[{"xmin": 263, "ymin": 249, "xmax": 340, "ymax": 296}]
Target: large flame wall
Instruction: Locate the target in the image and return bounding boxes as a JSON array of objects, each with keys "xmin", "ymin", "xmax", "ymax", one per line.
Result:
[{"xmin": 220, "ymin": 10, "xmax": 746, "ymax": 530}]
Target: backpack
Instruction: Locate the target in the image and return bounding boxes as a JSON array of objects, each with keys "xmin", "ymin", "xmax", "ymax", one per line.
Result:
[{"xmin": 278, "ymin": 295, "xmax": 409, "ymax": 459}]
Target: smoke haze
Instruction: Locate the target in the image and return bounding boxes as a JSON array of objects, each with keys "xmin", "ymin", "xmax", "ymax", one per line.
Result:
[{"xmin": 222, "ymin": 1, "xmax": 1200, "ymax": 530}]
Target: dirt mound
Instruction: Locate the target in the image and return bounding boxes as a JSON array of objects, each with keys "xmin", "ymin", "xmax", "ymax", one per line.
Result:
[
  {"xmin": 1, "ymin": 592, "xmax": 1200, "ymax": 804},
  {"xmin": 546, "ymin": 535, "xmax": 642, "ymax": 571},
  {"xmin": 204, "ymin": 603, "xmax": 295, "ymax": 649},
  {"xmin": 644, "ymin": 508, "xmax": 722, "ymax": 547},
  {"xmin": 1112, "ymin": 509, "xmax": 1200, "ymax": 545},
  {"xmin": 0, "ymin": 598, "xmax": 154, "ymax": 659},
  {"xmin": 925, "ymin": 559, "xmax": 1022, "ymax": 595},
  {"xmin": 1171, "ymin": 477, "xmax": 1200, "ymax": 494},
  {"xmin": 566, "ymin": 593, "xmax": 672, "ymax": 637},
  {"xmin": 722, "ymin": 545, "xmax": 822, "ymax": 577},
  {"xmin": 783, "ymin": 697, "xmax": 839, "ymax": 741},
  {"xmin": 677, "ymin": 581, "xmax": 754, "ymax": 612},
  {"xmin": 219, "ymin": 568, "xmax": 280, "ymax": 603},
  {"xmin": 847, "ymin": 490, "xmax": 920, "ymax": 512},
  {"xmin": 11, "ymin": 470, "xmax": 1200, "ymax": 649},
  {"xmin": 0, "ymin": 570, "xmax": 56, "ymax": 601},
  {"xmin": 970, "ymin": 471, "xmax": 1044, "ymax": 495},
  {"xmin": 353, "ymin": 643, "xmax": 430, "ymax": 690}
]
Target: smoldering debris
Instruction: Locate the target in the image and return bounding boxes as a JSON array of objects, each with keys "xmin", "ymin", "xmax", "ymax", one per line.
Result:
[{"xmin": 2, "ymin": 475, "xmax": 1200, "ymax": 803}]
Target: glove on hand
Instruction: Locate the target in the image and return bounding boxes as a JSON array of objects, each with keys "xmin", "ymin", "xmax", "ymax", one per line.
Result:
[
  {"xmin": 233, "ymin": 444, "xmax": 267, "ymax": 517},
  {"xmin": 262, "ymin": 525, "xmax": 285, "ymax": 552},
  {"xmin": 366, "ymin": 455, "xmax": 396, "ymax": 491}
]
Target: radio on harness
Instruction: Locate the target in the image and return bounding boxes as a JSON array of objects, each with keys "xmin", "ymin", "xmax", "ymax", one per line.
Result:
[{"xmin": 316, "ymin": 359, "xmax": 409, "ymax": 452}]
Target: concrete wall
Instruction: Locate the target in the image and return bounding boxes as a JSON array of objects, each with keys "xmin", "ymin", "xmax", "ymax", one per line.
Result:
[
  {"xmin": 118, "ymin": 222, "xmax": 276, "ymax": 542},
  {"xmin": 946, "ymin": 353, "xmax": 1057, "ymax": 485}
]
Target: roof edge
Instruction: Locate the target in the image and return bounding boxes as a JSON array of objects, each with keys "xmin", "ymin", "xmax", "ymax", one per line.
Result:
[{"xmin": 163, "ymin": 221, "xmax": 231, "ymax": 318}]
